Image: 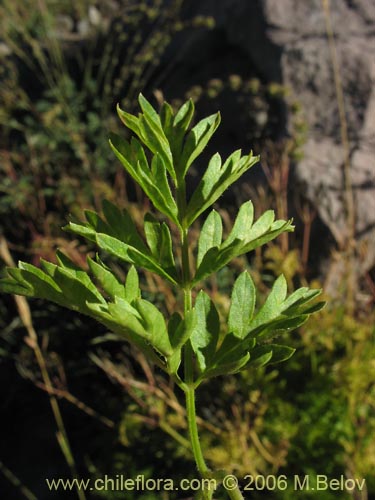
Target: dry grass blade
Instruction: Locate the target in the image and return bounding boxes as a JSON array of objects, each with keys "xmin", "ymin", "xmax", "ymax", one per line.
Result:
[{"xmin": 0, "ymin": 235, "xmax": 87, "ymax": 500}]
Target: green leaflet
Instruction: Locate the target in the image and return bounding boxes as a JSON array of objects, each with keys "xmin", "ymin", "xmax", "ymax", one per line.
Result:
[
  {"xmin": 6, "ymin": 267, "xmax": 35, "ymax": 291},
  {"xmin": 248, "ymin": 344, "xmax": 296, "ymax": 367},
  {"xmin": 199, "ymin": 353, "xmax": 251, "ymax": 379},
  {"xmin": 85, "ymin": 300, "xmax": 168, "ymax": 367},
  {"xmin": 160, "ymin": 98, "xmax": 195, "ymax": 180},
  {"xmin": 197, "ymin": 332, "xmax": 296, "ymax": 380},
  {"xmin": 135, "ymin": 298, "xmax": 173, "ymax": 357},
  {"xmin": 143, "ymin": 213, "xmax": 176, "ymax": 276},
  {"xmin": 63, "ymin": 221, "xmax": 97, "ymax": 243},
  {"xmin": 250, "ymin": 275, "xmax": 288, "ymax": 329},
  {"xmin": 195, "ymin": 273, "xmax": 324, "ymax": 380},
  {"xmin": 39, "ymin": 259, "xmax": 105, "ymax": 310},
  {"xmin": 116, "ymin": 104, "xmax": 141, "ymax": 136},
  {"xmin": 104, "ymin": 296, "xmax": 173, "ymax": 357},
  {"xmin": 212, "ymin": 335, "xmax": 256, "ymax": 367},
  {"xmin": 160, "ymin": 101, "xmax": 174, "ymax": 138},
  {"xmin": 167, "ymin": 312, "xmax": 183, "ymax": 375},
  {"xmin": 138, "ymin": 93, "xmax": 161, "ymax": 124},
  {"xmin": 87, "ymin": 256, "xmax": 127, "ymax": 301},
  {"xmin": 228, "ymin": 271, "xmax": 256, "ymax": 339},
  {"xmin": 124, "ymin": 265, "xmax": 140, "ymax": 303},
  {"xmin": 190, "ymin": 291, "xmax": 220, "ymax": 372},
  {"xmin": 185, "ymin": 150, "xmax": 259, "ymax": 226},
  {"xmin": 180, "ymin": 112, "xmax": 221, "ymax": 179},
  {"xmin": 2, "ymin": 267, "xmax": 41, "ymax": 303},
  {"xmin": 87, "ymin": 257, "xmax": 141, "ymax": 304},
  {"xmin": 192, "ymin": 203, "xmax": 294, "ymax": 285},
  {"xmin": 221, "ymin": 201, "xmax": 254, "ymax": 248},
  {"xmin": 233, "ymin": 210, "xmax": 275, "ymax": 248},
  {"xmin": 95, "ymin": 233, "xmax": 178, "ymax": 285},
  {"xmin": 54, "ymin": 251, "xmax": 106, "ymax": 304},
  {"xmin": 66, "ymin": 200, "xmax": 147, "ymax": 252},
  {"xmin": 168, "ymin": 312, "xmax": 183, "ymax": 348},
  {"xmin": 251, "ymin": 315, "xmax": 309, "ymax": 342},
  {"xmin": 150, "ymin": 153, "xmax": 177, "ymax": 219},
  {"xmin": 66, "ymin": 202, "xmax": 179, "ymax": 285},
  {"xmin": 108, "ymin": 297, "xmax": 143, "ymax": 327},
  {"xmin": 244, "ymin": 221, "xmax": 294, "ymax": 253},
  {"xmin": 138, "ymin": 94, "xmax": 175, "ymax": 181},
  {"xmin": 1, "ymin": 260, "xmax": 104, "ymax": 316},
  {"xmin": 198, "ymin": 334, "xmax": 255, "ymax": 381},
  {"xmin": 173, "ymin": 98, "xmax": 195, "ymax": 133},
  {"xmin": 109, "ymin": 134, "xmax": 179, "ymax": 226},
  {"xmin": 102, "ymin": 200, "xmax": 148, "ymax": 252},
  {"xmin": 117, "ymin": 94, "xmax": 176, "ymax": 184},
  {"xmin": 169, "ymin": 309, "xmax": 197, "ymax": 351},
  {"xmin": 0, "ymin": 277, "xmax": 32, "ymax": 296},
  {"xmin": 144, "ymin": 213, "xmax": 160, "ymax": 256},
  {"xmin": 281, "ymin": 288, "xmax": 323, "ymax": 314},
  {"xmin": 84, "ymin": 209, "xmax": 110, "ymax": 233},
  {"xmin": 167, "ymin": 309, "xmax": 197, "ymax": 375},
  {"xmin": 245, "ymin": 277, "xmax": 324, "ymax": 341},
  {"xmin": 16, "ymin": 262, "xmax": 83, "ymax": 310},
  {"xmin": 197, "ymin": 210, "xmax": 223, "ymax": 268}
]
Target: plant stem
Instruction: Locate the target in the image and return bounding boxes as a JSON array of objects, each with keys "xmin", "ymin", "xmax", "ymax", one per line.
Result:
[
  {"xmin": 227, "ymin": 486, "xmax": 245, "ymax": 500},
  {"xmin": 176, "ymin": 179, "xmax": 243, "ymax": 500},
  {"xmin": 185, "ymin": 386, "xmax": 209, "ymax": 475},
  {"xmin": 177, "ymin": 180, "xmax": 212, "ymax": 499}
]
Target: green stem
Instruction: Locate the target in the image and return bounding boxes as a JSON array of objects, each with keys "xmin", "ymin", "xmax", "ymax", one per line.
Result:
[
  {"xmin": 177, "ymin": 179, "xmax": 213, "ymax": 499},
  {"xmin": 185, "ymin": 386, "xmax": 209, "ymax": 476},
  {"xmin": 227, "ymin": 486, "xmax": 245, "ymax": 500}
]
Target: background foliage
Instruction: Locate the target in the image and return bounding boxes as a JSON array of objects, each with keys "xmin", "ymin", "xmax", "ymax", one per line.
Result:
[{"xmin": 0, "ymin": 1, "xmax": 374, "ymax": 499}]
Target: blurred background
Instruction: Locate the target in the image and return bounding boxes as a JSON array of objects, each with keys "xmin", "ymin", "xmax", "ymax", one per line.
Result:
[{"xmin": 0, "ymin": 0, "xmax": 374, "ymax": 499}]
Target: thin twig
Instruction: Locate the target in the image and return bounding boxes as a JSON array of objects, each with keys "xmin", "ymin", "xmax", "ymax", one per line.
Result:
[
  {"xmin": 0, "ymin": 461, "xmax": 37, "ymax": 500},
  {"xmin": 34, "ymin": 380, "xmax": 115, "ymax": 429}
]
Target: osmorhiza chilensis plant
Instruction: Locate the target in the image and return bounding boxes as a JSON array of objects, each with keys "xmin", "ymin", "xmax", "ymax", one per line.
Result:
[{"xmin": 0, "ymin": 94, "xmax": 325, "ymax": 500}]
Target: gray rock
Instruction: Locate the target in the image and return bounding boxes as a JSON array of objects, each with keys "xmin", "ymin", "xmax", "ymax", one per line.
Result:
[
  {"xmin": 187, "ymin": 0, "xmax": 375, "ymax": 275},
  {"xmin": 263, "ymin": 0, "xmax": 375, "ymax": 274}
]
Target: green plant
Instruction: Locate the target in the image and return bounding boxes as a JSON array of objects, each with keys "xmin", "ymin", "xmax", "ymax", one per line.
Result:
[{"xmin": 0, "ymin": 95, "xmax": 324, "ymax": 500}]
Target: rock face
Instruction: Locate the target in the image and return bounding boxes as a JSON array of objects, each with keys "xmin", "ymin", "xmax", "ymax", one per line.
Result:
[
  {"xmin": 263, "ymin": 0, "xmax": 375, "ymax": 274},
  {"xmin": 182, "ymin": 0, "xmax": 375, "ymax": 274}
]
